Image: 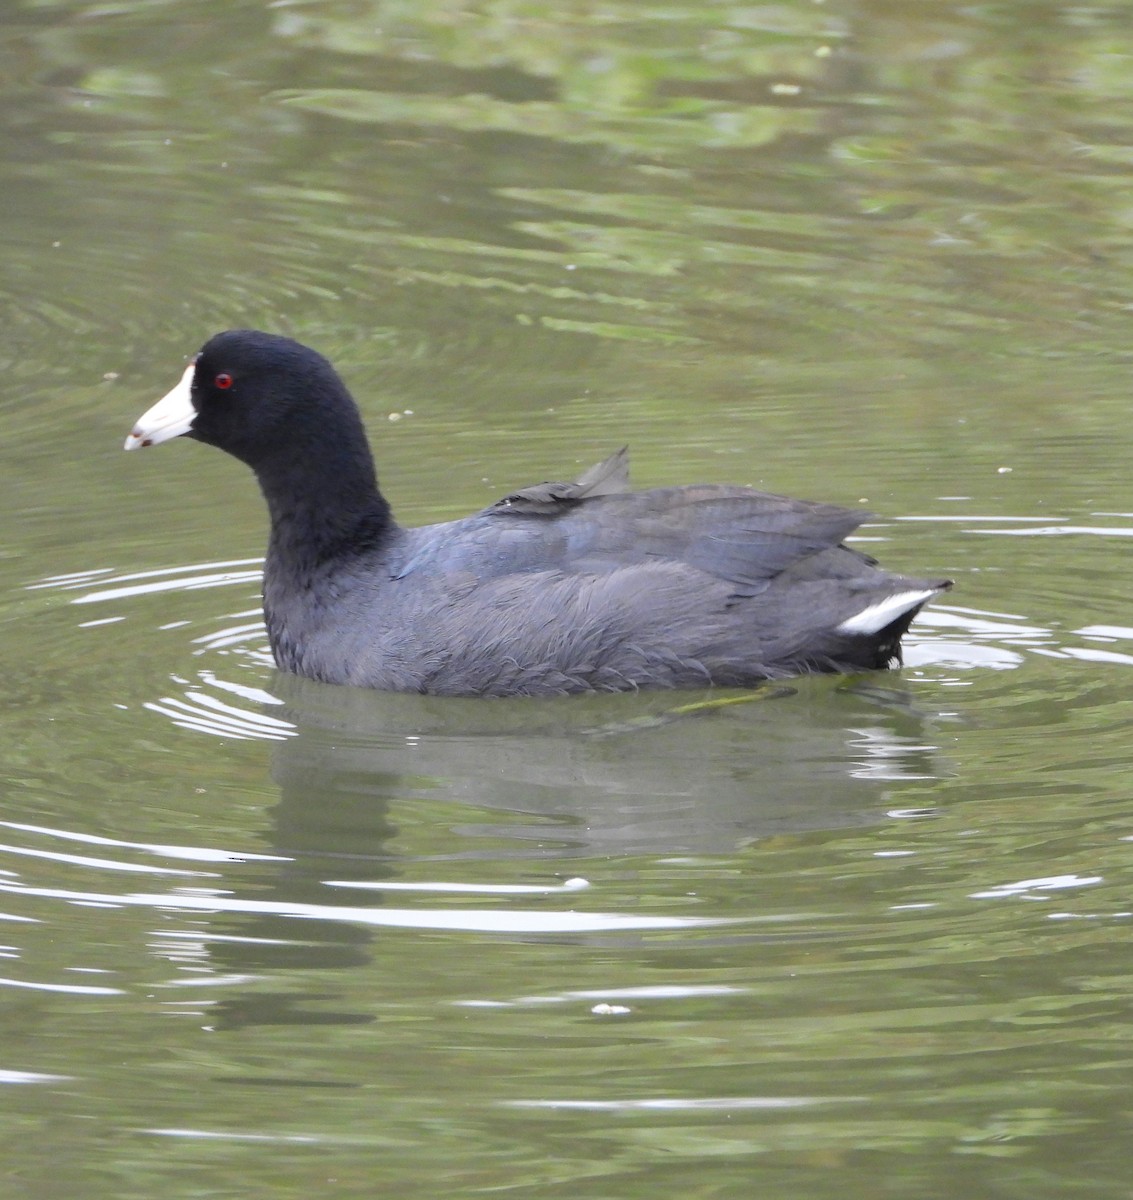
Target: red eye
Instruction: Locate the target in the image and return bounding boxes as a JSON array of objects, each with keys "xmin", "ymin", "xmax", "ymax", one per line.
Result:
[{"xmin": 215, "ymin": 372, "xmax": 234, "ymax": 390}]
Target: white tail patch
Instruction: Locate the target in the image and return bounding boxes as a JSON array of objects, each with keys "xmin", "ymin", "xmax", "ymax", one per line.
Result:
[{"xmin": 836, "ymin": 589, "xmax": 939, "ymax": 636}]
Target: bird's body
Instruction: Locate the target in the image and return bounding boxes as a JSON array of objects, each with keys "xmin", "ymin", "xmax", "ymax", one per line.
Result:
[{"xmin": 126, "ymin": 331, "xmax": 950, "ymax": 697}]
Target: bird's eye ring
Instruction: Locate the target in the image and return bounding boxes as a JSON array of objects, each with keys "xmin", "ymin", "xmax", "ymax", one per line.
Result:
[{"xmin": 215, "ymin": 373, "xmax": 234, "ymax": 390}]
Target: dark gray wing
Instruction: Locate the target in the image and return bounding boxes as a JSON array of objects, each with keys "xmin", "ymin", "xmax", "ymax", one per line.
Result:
[
  {"xmin": 400, "ymin": 450, "xmax": 870, "ymax": 594},
  {"xmin": 488, "ymin": 478, "xmax": 872, "ymax": 593},
  {"xmin": 485, "ymin": 448, "xmax": 630, "ymax": 515}
]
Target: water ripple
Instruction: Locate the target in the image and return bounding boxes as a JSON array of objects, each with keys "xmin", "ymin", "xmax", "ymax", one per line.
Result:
[{"xmin": 0, "ymin": 881, "xmax": 731, "ymax": 936}]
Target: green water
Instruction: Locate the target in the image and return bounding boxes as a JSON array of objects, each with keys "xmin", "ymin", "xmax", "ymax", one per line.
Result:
[{"xmin": 3, "ymin": 1, "xmax": 1133, "ymax": 1196}]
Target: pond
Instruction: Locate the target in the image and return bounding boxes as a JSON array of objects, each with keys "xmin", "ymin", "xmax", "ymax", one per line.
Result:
[{"xmin": 2, "ymin": 1, "xmax": 1133, "ymax": 1196}]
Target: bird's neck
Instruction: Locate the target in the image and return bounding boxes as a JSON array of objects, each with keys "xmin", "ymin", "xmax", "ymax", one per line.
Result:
[{"xmin": 256, "ymin": 439, "xmax": 397, "ymax": 581}]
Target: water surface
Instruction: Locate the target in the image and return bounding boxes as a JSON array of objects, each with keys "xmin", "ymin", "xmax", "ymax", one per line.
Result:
[{"xmin": 3, "ymin": 2, "xmax": 1133, "ymax": 1197}]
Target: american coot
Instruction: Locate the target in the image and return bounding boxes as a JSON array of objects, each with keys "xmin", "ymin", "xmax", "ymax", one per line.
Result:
[{"xmin": 125, "ymin": 330, "xmax": 951, "ymax": 697}]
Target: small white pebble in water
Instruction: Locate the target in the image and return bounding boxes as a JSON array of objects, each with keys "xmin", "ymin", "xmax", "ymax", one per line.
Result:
[
  {"xmin": 52, "ymin": 241, "xmax": 61, "ymax": 248},
  {"xmin": 388, "ymin": 412, "xmax": 402, "ymax": 422},
  {"xmin": 565, "ymin": 263, "xmax": 577, "ymax": 270},
  {"xmin": 103, "ymin": 372, "xmax": 119, "ymax": 381},
  {"xmin": 403, "ymin": 409, "xmax": 414, "ymax": 416},
  {"xmin": 771, "ymin": 83, "xmax": 801, "ymax": 95},
  {"xmin": 562, "ymin": 877, "xmax": 590, "ymax": 890},
  {"xmin": 815, "ymin": 45, "xmax": 832, "ymax": 57},
  {"xmin": 591, "ymin": 1003, "xmax": 631, "ymax": 1016},
  {"xmin": 997, "ymin": 466, "xmax": 1013, "ymax": 474}
]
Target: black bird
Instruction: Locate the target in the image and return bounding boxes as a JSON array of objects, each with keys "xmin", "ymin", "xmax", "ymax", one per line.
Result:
[{"xmin": 126, "ymin": 330, "xmax": 950, "ymax": 697}]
